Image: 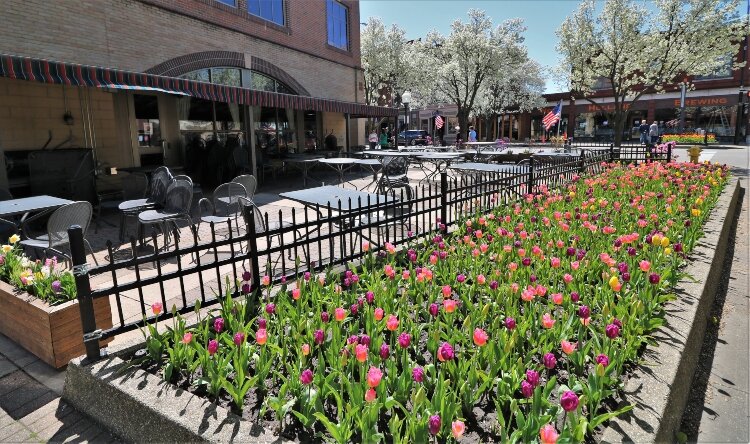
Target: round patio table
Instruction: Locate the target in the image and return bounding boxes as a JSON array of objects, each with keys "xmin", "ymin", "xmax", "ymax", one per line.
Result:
[
  {"xmin": 416, "ymin": 152, "xmax": 463, "ymax": 183},
  {"xmin": 318, "ymin": 158, "xmax": 358, "ymax": 186}
]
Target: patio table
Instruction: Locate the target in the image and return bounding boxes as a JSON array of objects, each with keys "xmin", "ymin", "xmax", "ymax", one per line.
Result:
[
  {"xmin": 279, "ymin": 186, "xmax": 397, "ymax": 261},
  {"xmin": 0, "ymin": 195, "xmax": 73, "ymax": 218},
  {"xmin": 352, "ymin": 159, "xmax": 382, "ymax": 191},
  {"xmin": 318, "ymin": 158, "xmax": 358, "ymax": 187},
  {"xmin": 416, "ymin": 152, "xmax": 463, "ymax": 183},
  {"xmin": 283, "ymin": 155, "xmax": 324, "ymax": 187}
]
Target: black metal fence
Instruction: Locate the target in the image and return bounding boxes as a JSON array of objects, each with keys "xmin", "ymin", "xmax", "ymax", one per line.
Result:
[{"xmin": 70, "ymin": 146, "xmax": 668, "ymax": 360}]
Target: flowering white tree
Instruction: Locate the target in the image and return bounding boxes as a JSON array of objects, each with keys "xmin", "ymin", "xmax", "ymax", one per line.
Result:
[
  {"xmin": 473, "ymin": 60, "xmax": 546, "ymax": 140},
  {"xmin": 413, "ymin": 10, "xmax": 529, "ymax": 135},
  {"xmin": 556, "ymin": 0, "xmax": 746, "ymax": 146}
]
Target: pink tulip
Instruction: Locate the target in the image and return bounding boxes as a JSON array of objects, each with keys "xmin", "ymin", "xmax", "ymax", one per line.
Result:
[
  {"xmin": 541, "ymin": 313, "xmax": 556, "ymax": 329},
  {"xmin": 473, "ymin": 328, "xmax": 488, "ymax": 347},
  {"xmin": 367, "ymin": 366, "xmax": 382, "ymax": 388},
  {"xmin": 365, "ymin": 388, "xmax": 377, "ymax": 402},
  {"xmin": 539, "ymin": 424, "xmax": 559, "ymax": 444},
  {"xmin": 561, "ymin": 340, "xmax": 577, "ymax": 355},
  {"xmin": 386, "ymin": 315, "xmax": 399, "ymax": 331}
]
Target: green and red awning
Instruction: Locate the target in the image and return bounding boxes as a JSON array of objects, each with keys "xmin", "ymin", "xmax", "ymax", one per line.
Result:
[{"xmin": 0, "ymin": 53, "xmax": 397, "ymax": 118}]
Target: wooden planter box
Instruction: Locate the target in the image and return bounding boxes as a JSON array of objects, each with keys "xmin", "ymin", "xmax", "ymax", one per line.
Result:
[{"xmin": 0, "ymin": 280, "xmax": 113, "ymax": 368}]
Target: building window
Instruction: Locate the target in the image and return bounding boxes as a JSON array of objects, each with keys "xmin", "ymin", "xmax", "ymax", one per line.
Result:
[
  {"xmin": 216, "ymin": 0, "xmax": 237, "ymax": 7},
  {"xmin": 327, "ymin": 0, "xmax": 348, "ymax": 50},
  {"xmin": 248, "ymin": 0, "xmax": 285, "ymax": 26}
]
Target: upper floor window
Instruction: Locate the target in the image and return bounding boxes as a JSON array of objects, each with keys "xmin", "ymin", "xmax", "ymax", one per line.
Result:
[
  {"xmin": 695, "ymin": 55, "xmax": 734, "ymax": 81},
  {"xmin": 215, "ymin": 0, "xmax": 236, "ymax": 6},
  {"xmin": 327, "ymin": 0, "xmax": 348, "ymax": 50},
  {"xmin": 248, "ymin": 0, "xmax": 285, "ymax": 26}
]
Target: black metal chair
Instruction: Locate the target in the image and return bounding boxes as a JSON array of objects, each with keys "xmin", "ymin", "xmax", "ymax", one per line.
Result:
[
  {"xmin": 118, "ymin": 167, "xmax": 172, "ymax": 242},
  {"xmin": 378, "ymin": 156, "xmax": 410, "ymax": 189},
  {"xmin": 198, "ymin": 182, "xmax": 247, "ymax": 235},
  {"xmin": 20, "ymin": 201, "xmax": 98, "ymax": 265},
  {"xmin": 137, "ymin": 176, "xmax": 194, "ymax": 249}
]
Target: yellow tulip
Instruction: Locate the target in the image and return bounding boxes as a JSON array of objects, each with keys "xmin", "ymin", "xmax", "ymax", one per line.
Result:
[
  {"xmin": 660, "ymin": 237, "xmax": 670, "ymax": 247},
  {"xmin": 8, "ymin": 234, "xmax": 19, "ymax": 244},
  {"xmin": 1, "ymin": 245, "xmax": 11, "ymax": 254}
]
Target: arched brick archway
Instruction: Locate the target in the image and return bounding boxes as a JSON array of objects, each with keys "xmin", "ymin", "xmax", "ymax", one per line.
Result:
[{"xmin": 145, "ymin": 51, "xmax": 310, "ymax": 96}]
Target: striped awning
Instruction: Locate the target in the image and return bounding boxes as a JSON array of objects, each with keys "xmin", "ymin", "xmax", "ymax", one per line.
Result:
[{"xmin": 0, "ymin": 53, "xmax": 397, "ymax": 118}]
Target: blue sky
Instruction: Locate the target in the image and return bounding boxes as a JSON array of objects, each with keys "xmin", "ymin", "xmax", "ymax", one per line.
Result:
[{"xmin": 359, "ymin": 0, "xmax": 584, "ymax": 93}]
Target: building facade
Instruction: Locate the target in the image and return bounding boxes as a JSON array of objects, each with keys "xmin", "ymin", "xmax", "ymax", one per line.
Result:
[{"xmin": 0, "ymin": 0, "xmax": 391, "ymax": 195}]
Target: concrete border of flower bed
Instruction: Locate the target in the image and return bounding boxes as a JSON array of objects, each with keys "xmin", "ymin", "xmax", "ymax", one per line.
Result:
[
  {"xmin": 62, "ymin": 335, "xmax": 284, "ymax": 443},
  {"xmin": 600, "ymin": 177, "xmax": 741, "ymax": 443}
]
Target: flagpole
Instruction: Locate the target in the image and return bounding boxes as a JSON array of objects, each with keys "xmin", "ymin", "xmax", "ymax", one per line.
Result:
[{"xmin": 556, "ymin": 101, "xmax": 562, "ymax": 139}]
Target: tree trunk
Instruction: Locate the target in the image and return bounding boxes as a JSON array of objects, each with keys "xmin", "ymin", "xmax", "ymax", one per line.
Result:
[
  {"xmin": 458, "ymin": 109, "xmax": 470, "ymax": 142},
  {"xmin": 612, "ymin": 109, "xmax": 628, "ymax": 147}
]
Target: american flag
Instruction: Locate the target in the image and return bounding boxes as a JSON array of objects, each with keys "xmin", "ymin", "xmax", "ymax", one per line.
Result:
[
  {"xmin": 542, "ymin": 101, "xmax": 563, "ymax": 131},
  {"xmin": 435, "ymin": 115, "xmax": 444, "ymax": 130}
]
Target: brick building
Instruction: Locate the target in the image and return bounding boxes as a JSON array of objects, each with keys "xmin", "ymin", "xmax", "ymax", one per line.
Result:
[{"xmin": 0, "ymin": 0, "xmax": 393, "ymax": 195}]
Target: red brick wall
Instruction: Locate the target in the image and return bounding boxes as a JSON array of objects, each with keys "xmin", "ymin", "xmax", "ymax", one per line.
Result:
[
  {"xmin": 138, "ymin": 0, "xmax": 361, "ymax": 69},
  {"xmin": 0, "ymin": 0, "xmax": 362, "ymax": 102}
]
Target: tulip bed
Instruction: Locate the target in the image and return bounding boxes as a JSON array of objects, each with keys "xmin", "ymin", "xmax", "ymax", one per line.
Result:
[{"xmin": 136, "ymin": 161, "xmax": 727, "ymax": 443}]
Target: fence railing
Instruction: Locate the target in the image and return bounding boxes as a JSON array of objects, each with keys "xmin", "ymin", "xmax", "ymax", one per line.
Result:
[{"xmin": 70, "ymin": 146, "xmax": 663, "ymax": 361}]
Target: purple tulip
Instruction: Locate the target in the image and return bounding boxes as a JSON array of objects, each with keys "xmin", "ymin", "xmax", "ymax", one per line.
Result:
[
  {"xmin": 522, "ymin": 258, "xmax": 531, "ymax": 267},
  {"xmin": 543, "ymin": 352, "xmax": 557, "ymax": 369},
  {"xmin": 529, "ymin": 274, "xmax": 537, "ymax": 282},
  {"xmin": 505, "ymin": 317, "xmax": 516, "ymax": 330},
  {"xmin": 350, "ymin": 303, "xmax": 359, "ymax": 316},
  {"xmin": 360, "ymin": 335, "xmax": 371, "ymax": 347},
  {"xmin": 457, "ymin": 274, "xmax": 466, "ymax": 283},
  {"xmin": 566, "ymin": 247, "xmax": 575, "ymax": 256},
  {"xmin": 347, "ymin": 335, "xmax": 359, "ymax": 345},
  {"xmin": 51, "ymin": 280, "xmax": 62, "ymax": 293},
  {"xmin": 489, "ymin": 280, "xmax": 499, "ymax": 290},
  {"xmin": 380, "ymin": 343, "xmax": 390, "ymax": 360},
  {"xmin": 304, "ymin": 271, "xmax": 311, "ymax": 281},
  {"xmin": 233, "ymin": 332, "xmax": 245, "ymax": 346},
  {"xmin": 207, "ymin": 339, "xmax": 219, "ymax": 355},
  {"xmin": 521, "ymin": 380, "xmax": 534, "ymax": 398},
  {"xmin": 300, "ymin": 369, "xmax": 313, "ymax": 385},
  {"xmin": 560, "ymin": 391, "xmax": 579, "ymax": 412},
  {"xmin": 241, "ymin": 283, "xmax": 250, "ymax": 294},
  {"xmin": 428, "ymin": 414, "xmax": 441, "ymax": 435},
  {"xmin": 412, "ymin": 366, "xmax": 425, "ymax": 382},
  {"xmin": 265, "ymin": 303, "xmax": 275, "ymax": 315},
  {"xmin": 612, "ymin": 317, "xmax": 622, "ymax": 328},
  {"xmin": 649, "ymin": 273, "xmax": 661, "ymax": 284},
  {"xmin": 321, "ymin": 311, "xmax": 330, "ymax": 323},
  {"xmin": 213, "ymin": 317, "xmax": 225, "ymax": 333},
  {"xmin": 366, "ymin": 291, "xmax": 375, "ymax": 304},
  {"xmin": 314, "ymin": 329, "xmax": 325, "ymax": 345},
  {"xmin": 627, "ymin": 246, "xmax": 637, "ymax": 256},
  {"xmin": 242, "ymin": 271, "xmax": 252, "ymax": 281},
  {"xmin": 258, "ymin": 318, "xmax": 267, "ymax": 329},
  {"xmin": 526, "ymin": 369, "xmax": 540, "ymax": 387},
  {"xmin": 605, "ymin": 323, "xmax": 620, "ymax": 339},
  {"xmin": 578, "ymin": 305, "xmax": 590, "ymax": 319},
  {"xmin": 438, "ymin": 342, "xmax": 455, "ymax": 361},
  {"xmin": 674, "ymin": 242, "xmax": 683, "ymax": 252},
  {"xmin": 398, "ymin": 333, "xmax": 411, "ymax": 348},
  {"xmin": 429, "ymin": 303, "xmax": 439, "ymax": 317},
  {"xmin": 596, "ymin": 354, "xmax": 610, "ymax": 367},
  {"xmin": 570, "ymin": 292, "xmax": 580, "ymax": 302}
]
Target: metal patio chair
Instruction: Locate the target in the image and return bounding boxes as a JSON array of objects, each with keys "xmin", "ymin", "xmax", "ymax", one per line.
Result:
[
  {"xmin": 137, "ymin": 176, "xmax": 194, "ymax": 249},
  {"xmin": 238, "ymin": 197, "xmax": 308, "ymax": 269},
  {"xmin": 118, "ymin": 167, "xmax": 172, "ymax": 242},
  {"xmin": 198, "ymin": 182, "xmax": 247, "ymax": 235},
  {"xmin": 378, "ymin": 156, "xmax": 410, "ymax": 189},
  {"xmin": 353, "ymin": 182, "xmax": 414, "ymax": 248},
  {"xmin": 231, "ymin": 175, "xmax": 257, "ymax": 201},
  {"xmin": 20, "ymin": 201, "xmax": 99, "ymax": 265}
]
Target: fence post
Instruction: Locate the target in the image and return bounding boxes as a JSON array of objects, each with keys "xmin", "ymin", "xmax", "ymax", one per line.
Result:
[
  {"xmin": 578, "ymin": 149, "xmax": 586, "ymax": 174},
  {"xmin": 440, "ymin": 171, "xmax": 448, "ymax": 232},
  {"xmin": 527, "ymin": 161, "xmax": 534, "ymax": 194},
  {"xmin": 68, "ymin": 225, "xmax": 101, "ymax": 362},
  {"xmin": 666, "ymin": 142, "xmax": 672, "ymax": 163},
  {"xmin": 244, "ymin": 204, "xmax": 261, "ymax": 291},
  {"xmin": 609, "ymin": 143, "xmax": 614, "ymax": 162}
]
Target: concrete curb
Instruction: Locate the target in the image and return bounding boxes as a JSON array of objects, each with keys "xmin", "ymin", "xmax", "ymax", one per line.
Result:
[
  {"xmin": 63, "ymin": 354, "xmax": 284, "ymax": 443},
  {"xmin": 600, "ymin": 177, "xmax": 742, "ymax": 443}
]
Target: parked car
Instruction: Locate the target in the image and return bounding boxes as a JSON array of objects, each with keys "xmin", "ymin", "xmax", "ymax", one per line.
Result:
[{"xmin": 397, "ymin": 130, "xmax": 429, "ymax": 146}]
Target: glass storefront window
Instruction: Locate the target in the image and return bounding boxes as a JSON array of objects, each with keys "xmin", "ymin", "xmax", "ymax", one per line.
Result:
[
  {"xmin": 133, "ymin": 94, "xmax": 161, "ymax": 147},
  {"xmin": 658, "ymin": 106, "xmax": 736, "ymax": 137}
]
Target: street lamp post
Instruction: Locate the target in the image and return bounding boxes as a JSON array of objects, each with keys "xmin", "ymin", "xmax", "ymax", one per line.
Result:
[{"xmin": 402, "ymin": 91, "xmax": 412, "ymax": 135}]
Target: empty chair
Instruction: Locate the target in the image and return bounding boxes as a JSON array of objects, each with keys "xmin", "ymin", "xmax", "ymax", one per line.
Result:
[
  {"xmin": 378, "ymin": 156, "xmax": 410, "ymax": 189},
  {"xmin": 20, "ymin": 201, "xmax": 98, "ymax": 265},
  {"xmin": 118, "ymin": 167, "xmax": 172, "ymax": 242},
  {"xmin": 138, "ymin": 176, "xmax": 194, "ymax": 249},
  {"xmin": 231, "ymin": 175, "xmax": 257, "ymax": 201},
  {"xmin": 198, "ymin": 182, "xmax": 247, "ymax": 232},
  {"xmin": 238, "ymin": 197, "xmax": 307, "ymax": 265},
  {"xmin": 354, "ymin": 183, "xmax": 414, "ymax": 247}
]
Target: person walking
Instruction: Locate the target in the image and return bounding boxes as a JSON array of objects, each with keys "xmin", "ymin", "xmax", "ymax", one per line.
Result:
[
  {"xmin": 639, "ymin": 121, "xmax": 650, "ymax": 145},
  {"xmin": 368, "ymin": 129, "xmax": 378, "ymax": 150},
  {"xmin": 649, "ymin": 121, "xmax": 659, "ymax": 145},
  {"xmin": 379, "ymin": 128, "xmax": 389, "ymax": 149},
  {"xmin": 468, "ymin": 126, "xmax": 477, "ymax": 142}
]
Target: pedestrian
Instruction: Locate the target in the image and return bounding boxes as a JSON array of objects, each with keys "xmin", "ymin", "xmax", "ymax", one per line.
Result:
[
  {"xmin": 368, "ymin": 129, "xmax": 378, "ymax": 150},
  {"xmin": 639, "ymin": 121, "xmax": 650, "ymax": 145},
  {"xmin": 649, "ymin": 121, "xmax": 659, "ymax": 145},
  {"xmin": 468, "ymin": 126, "xmax": 477, "ymax": 142},
  {"xmin": 379, "ymin": 128, "xmax": 389, "ymax": 149}
]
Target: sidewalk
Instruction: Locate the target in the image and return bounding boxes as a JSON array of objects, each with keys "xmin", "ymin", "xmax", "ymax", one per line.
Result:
[{"xmin": 0, "ymin": 335, "xmax": 119, "ymax": 443}]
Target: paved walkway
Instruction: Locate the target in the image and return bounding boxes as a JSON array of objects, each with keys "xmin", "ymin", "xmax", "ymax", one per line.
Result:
[{"xmin": 0, "ymin": 335, "xmax": 120, "ymax": 443}]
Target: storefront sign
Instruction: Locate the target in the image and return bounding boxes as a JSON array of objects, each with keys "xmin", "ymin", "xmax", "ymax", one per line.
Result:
[{"xmin": 673, "ymin": 97, "xmax": 729, "ymax": 107}]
